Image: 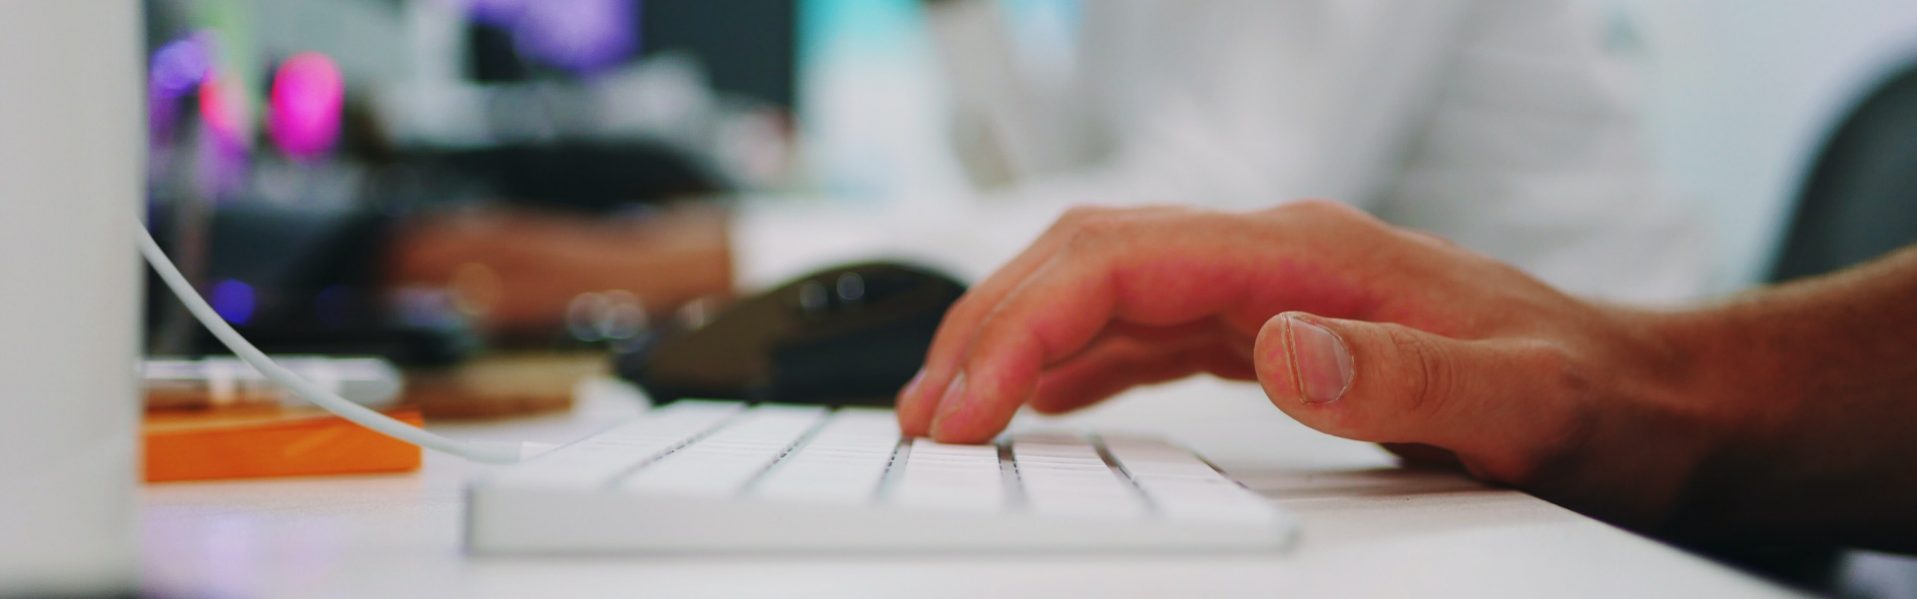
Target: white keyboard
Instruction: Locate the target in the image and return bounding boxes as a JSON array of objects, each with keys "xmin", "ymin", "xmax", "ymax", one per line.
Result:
[{"xmin": 466, "ymin": 401, "xmax": 1295, "ymax": 553}]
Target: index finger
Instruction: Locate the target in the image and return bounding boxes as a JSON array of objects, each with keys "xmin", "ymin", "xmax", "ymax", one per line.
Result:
[
  {"xmin": 898, "ymin": 205, "xmax": 1185, "ymax": 435},
  {"xmin": 927, "ymin": 210, "xmax": 1318, "ymax": 442}
]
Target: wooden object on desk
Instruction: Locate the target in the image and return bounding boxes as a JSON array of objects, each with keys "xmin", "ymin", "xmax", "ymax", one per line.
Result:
[
  {"xmin": 406, "ymin": 353, "xmax": 607, "ymax": 420},
  {"xmin": 143, "ymin": 406, "xmax": 423, "ymax": 483}
]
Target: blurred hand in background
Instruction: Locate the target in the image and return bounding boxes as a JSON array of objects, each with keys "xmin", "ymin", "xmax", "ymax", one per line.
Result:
[{"xmin": 385, "ymin": 205, "xmax": 732, "ymax": 338}]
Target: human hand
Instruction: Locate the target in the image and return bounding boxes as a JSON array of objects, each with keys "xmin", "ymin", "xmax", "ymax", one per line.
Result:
[
  {"xmin": 385, "ymin": 205, "xmax": 733, "ymax": 338},
  {"xmin": 896, "ymin": 202, "xmax": 1716, "ymax": 525}
]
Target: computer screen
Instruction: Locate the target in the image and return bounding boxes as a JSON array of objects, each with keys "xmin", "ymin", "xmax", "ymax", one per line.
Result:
[{"xmin": 140, "ymin": 0, "xmax": 804, "ymax": 358}]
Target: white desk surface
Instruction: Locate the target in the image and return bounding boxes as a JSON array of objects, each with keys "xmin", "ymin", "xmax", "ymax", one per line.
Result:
[{"xmin": 141, "ymin": 377, "xmax": 1787, "ymax": 598}]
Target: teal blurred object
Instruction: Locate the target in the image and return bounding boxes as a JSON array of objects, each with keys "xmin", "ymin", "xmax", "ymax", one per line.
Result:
[
  {"xmin": 796, "ymin": 0, "xmax": 961, "ymax": 199},
  {"xmin": 1770, "ymin": 61, "xmax": 1917, "ymax": 281}
]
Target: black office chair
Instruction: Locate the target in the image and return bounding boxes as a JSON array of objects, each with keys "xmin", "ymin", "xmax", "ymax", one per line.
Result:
[{"xmin": 1769, "ymin": 61, "xmax": 1917, "ymax": 281}]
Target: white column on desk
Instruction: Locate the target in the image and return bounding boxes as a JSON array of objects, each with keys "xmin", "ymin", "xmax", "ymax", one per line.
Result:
[{"xmin": 1, "ymin": 3, "xmax": 143, "ymax": 593}]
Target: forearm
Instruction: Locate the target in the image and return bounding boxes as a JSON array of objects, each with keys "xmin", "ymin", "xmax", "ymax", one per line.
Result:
[
  {"xmin": 1659, "ymin": 247, "xmax": 1917, "ymax": 549},
  {"xmin": 385, "ymin": 205, "xmax": 735, "ymax": 336}
]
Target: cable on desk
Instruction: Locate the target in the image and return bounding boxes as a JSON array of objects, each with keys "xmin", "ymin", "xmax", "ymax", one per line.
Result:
[{"xmin": 137, "ymin": 221, "xmax": 523, "ymax": 464}]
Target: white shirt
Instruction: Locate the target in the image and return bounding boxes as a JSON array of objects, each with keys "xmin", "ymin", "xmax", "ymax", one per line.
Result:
[{"xmin": 739, "ymin": 0, "xmax": 1708, "ymax": 305}]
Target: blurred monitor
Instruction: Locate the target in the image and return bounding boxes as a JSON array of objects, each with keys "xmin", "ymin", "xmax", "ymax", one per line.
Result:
[
  {"xmin": 140, "ymin": 0, "xmax": 804, "ymax": 359},
  {"xmin": 464, "ymin": 0, "xmax": 796, "ymax": 108}
]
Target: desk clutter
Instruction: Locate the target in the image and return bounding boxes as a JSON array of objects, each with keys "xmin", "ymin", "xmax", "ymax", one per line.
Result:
[{"xmin": 140, "ymin": 353, "xmax": 601, "ymax": 482}]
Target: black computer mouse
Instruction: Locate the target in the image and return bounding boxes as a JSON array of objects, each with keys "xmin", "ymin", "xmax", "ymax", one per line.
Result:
[{"xmin": 614, "ymin": 261, "xmax": 967, "ymax": 407}]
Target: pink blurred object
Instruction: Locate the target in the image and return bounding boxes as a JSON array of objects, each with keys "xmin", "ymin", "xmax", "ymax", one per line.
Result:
[{"xmin": 267, "ymin": 52, "xmax": 345, "ymax": 161}]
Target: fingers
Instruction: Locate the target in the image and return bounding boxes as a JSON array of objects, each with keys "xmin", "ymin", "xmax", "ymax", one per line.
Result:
[
  {"xmin": 925, "ymin": 256, "xmax": 1121, "ymax": 442},
  {"xmin": 903, "ymin": 202, "xmax": 1389, "ymax": 443},
  {"xmin": 925, "ymin": 216, "xmax": 1274, "ymax": 442},
  {"xmin": 1030, "ymin": 337, "xmax": 1172, "ymax": 415},
  {"xmin": 1030, "ymin": 328, "xmax": 1252, "ymax": 415},
  {"xmin": 898, "ymin": 205, "xmax": 1186, "ymax": 435},
  {"xmin": 1252, "ymin": 311, "xmax": 1575, "ymax": 461}
]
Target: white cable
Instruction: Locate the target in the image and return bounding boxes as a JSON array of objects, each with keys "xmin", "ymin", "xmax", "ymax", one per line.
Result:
[{"xmin": 136, "ymin": 222, "xmax": 523, "ymax": 464}]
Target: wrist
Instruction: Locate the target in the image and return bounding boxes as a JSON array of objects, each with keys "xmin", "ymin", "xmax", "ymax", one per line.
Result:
[
  {"xmin": 1640, "ymin": 304, "xmax": 1798, "ymax": 446},
  {"xmin": 1523, "ymin": 304, "xmax": 1754, "ymax": 529},
  {"xmin": 1627, "ymin": 304, "xmax": 1797, "ymax": 535}
]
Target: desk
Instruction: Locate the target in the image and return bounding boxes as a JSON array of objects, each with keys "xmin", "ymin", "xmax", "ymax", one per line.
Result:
[{"xmin": 141, "ymin": 377, "xmax": 1787, "ymax": 598}]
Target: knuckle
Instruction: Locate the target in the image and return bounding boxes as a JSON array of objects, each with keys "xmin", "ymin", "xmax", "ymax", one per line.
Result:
[
  {"xmin": 931, "ymin": 294, "xmax": 989, "ymax": 348},
  {"xmin": 1263, "ymin": 200, "xmax": 1385, "ymax": 239},
  {"xmin": 1402, "ymin": 229, "xmax": 1460, "ymax": 249},
  {"xmin": 1057, "ymin": 204, "xmax": 1116, "ymax": 228},
  {"xmin": 1276, "ymin": 198, "xmax": 1358, "ymax": 220},
  {"xmin": 1533, "ymin": 341, "xmax": 1597, "ymax": 447},
  {"xmin": 942, "ymin": 292, "xmax": 984, "ymax": 326},
  {"xmin": 1061, "ymin": 212, "xmax": 1131, "ymax": 253},
  {"xmin": 1060, "ymin": 204, "xmax": 1102, "ymax": 219},
  {"xmin": 1384, "ymin": 324, "xmax": 1452, "ymax": 419},
  {"xmin": 1289, "ymin": 198, "xmax": 1346, "ymax": 213},
  {"xmin": 1535, "ymin": 343, "xmax": 1591, "ymax": 398},
  {"xmin": 1515, "ymin": 341, "xmax": 1594, "ymax": 437},
  {"xmin": 993, "ymin": 303, "xmax": 1056, "ymax": 361},
  {"xmin": 1470, "ymin": 343, "xmax": 1591, "ymax": 487}
]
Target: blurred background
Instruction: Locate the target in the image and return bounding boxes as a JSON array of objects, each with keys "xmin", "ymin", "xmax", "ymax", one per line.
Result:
[
  {"xmin": 128, "ymin": 1, "xmax": 1917, "ymax": 591},
  {"xmin": 138, "ymin": 0, "xmax": 1917, "ymax": 385},
  {"xmin": 143, "ymin": 0, "xmax": 804, "ymax": 362},
  {"xmin": 135, "ymin": 0, "xmax": 1917, "ymax": 387}
]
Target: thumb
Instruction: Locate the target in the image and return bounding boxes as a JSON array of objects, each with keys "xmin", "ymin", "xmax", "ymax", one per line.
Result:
[{"xmin": 1252, "ymin": 311, "xmax": 1567, "ymax": 457}]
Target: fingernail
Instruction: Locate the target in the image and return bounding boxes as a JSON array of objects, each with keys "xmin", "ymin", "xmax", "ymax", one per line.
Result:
[
  {"xmin": 1285, "ymin": 315, "xmax": 1352, "ymax": 403},
  {"xmin": 901, "ymin": 368, "xmax": 926, "ymax": 401},
  {"xmin": 929, "ymin": 372, "xmax": 968, "ymax": 434}
]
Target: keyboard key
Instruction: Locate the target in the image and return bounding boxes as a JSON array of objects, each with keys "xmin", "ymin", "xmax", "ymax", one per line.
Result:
[
  {"xmin": 1009, "ymin": 433, "xmax": 1146, "ymax": 519},
  {"xmin": 1099, "ymin": 435, "xmax": 1276, "ymax": 523},
  {"xmin": 620, "ymin": 404, "xmax": 826, "ymax": 497},
  {"xmin": 488, "ymin": 400, "xmax": 742, "ymax": 488},
  {"xmin": 468, "ymin": 406, "xmax": 1296, "ymax": 553},
  {"xmin": 888, "ymin": 439, "xmax": 1005, "ymax": 512},
  {"xmin": 753, "ymin": 408, "xmax": 901, "ymax": 505}
]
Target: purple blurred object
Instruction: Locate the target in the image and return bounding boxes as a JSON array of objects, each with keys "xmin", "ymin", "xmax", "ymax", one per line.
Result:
[
  {"xmin": 151, "ymin": 34, "xmax": 212, "ymax": 96},
  {"xmin": 210, "ymin": 279, "xmax": 256, "ymax": 325},
  {"xmin": 267, "ymin": 52, "xmax": 345, "ymax": 161},
  {"xmin": 454, "ymin": 0, "xmax": 639, "ymax": 74},
  {"xmin": 148, "ymin": 33, "xmax": 212, "ymax": 141},
  {"xmin": 459, "ymin": 0, "xmax": 528, "ymax": 25}
]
